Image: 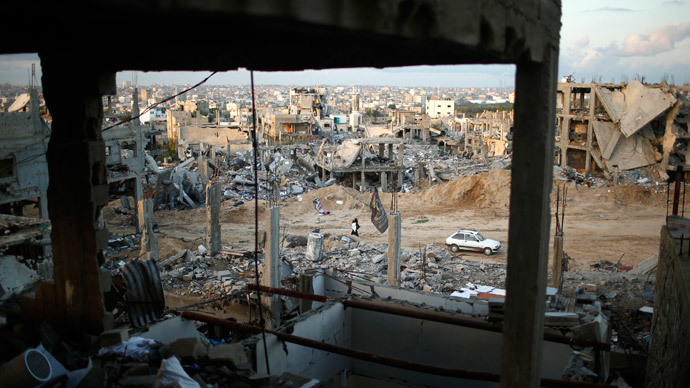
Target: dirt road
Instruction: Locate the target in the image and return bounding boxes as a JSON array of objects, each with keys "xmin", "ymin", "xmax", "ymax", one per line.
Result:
[{"xmin": 106, "ymin": 170, "xmax": 667, "ymax": 270}]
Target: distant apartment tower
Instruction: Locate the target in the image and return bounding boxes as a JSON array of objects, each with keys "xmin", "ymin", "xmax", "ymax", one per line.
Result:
[{"xmin": 425, "ymin": 97, "xmax": 455, "ymax": 118}]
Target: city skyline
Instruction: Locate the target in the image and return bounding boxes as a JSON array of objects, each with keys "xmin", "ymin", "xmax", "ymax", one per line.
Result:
[{"xmin": 1, "ymin": 1, "xmax": 689, "ymax": 87}]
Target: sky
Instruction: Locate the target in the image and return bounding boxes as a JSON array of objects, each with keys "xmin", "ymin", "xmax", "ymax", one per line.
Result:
[{"xmin": 1, "ymin": 0, "xmax": 689, "ymax": 88}]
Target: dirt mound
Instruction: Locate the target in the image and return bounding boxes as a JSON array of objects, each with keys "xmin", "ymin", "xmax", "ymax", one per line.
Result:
[{"xmin": 412, "ymin": 170, "xmax": 513, "ymax": 210}]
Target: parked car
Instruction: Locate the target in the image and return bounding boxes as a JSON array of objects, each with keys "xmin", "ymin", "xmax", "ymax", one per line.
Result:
[{"xmin": 445, "ymin": 230, "xmax": 501, "ymax": 256}]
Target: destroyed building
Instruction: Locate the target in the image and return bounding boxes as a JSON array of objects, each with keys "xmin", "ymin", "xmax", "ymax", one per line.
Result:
[
  {"xmin": 4, "ymin": 0, "xmax": 684, "ymax": 387},
  {"xmin": 316, "ymin": 137, "xmax": 404, "ymax": 193},
  {"xmin": 555, "ymin": 81, "xmax": 681, "ymax": 180}
]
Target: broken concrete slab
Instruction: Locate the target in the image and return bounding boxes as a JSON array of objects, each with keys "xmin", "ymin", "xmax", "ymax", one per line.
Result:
[
  {"xmin": 0, "ymin": 255, "xmax": 37, "ymax": 300},
  {"xmin": 620, "ymin": 81, "xmax": 677, "ymax": 137},
  {"xmin": 207, "ymin": 343, "xmax": 251, "ymax": 369},
  {"xmin": 164, "ymin": 337, "xmax": 208, "ymax": 360},
  {"xmin": 306, "ymin": 232, "xmax": 323, "ymax": 262},
  {"xmin": 139, "ymin": 316, "xmax": 198, "ymax": 345}
]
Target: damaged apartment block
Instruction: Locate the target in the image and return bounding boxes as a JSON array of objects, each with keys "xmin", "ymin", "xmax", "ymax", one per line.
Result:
[{"xmin": 556, "ymin": 80, "xmax": 682, "ymax": 181}]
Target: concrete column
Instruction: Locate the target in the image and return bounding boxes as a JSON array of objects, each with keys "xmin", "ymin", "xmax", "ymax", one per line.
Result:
[
  {"xmin": 206, "ymin": 182, "xmax": 221, "ymax": 256},
  {"xmin": 298, "ymin": 274, "xmax": 313, "ymax": 314},
  {"xmin": 139, "ymin": 199, "xmax": 159, "ymax": 261},
  {"xmin": 378, "ymin": 144, "xmax": 384, "ymax": 158},
  {"xmin": 380, "ymin": 172, "xmax": 388, "ymax": 193},
  {"xmin": 352, "ymin": 173, "xmax": 356, "ymax": 189},
  {"xmin": 387, "ymin": 212, "xmax": 401, "ymax": 286},
  {"xmin": 500, "ymin": 46, "xmax": 558, "ymax": 387},
  {"xmin": 360, "ymin": 146, "xmax": 366, "ymax": 193},
  {"xmin": 397, "ymin": 144, "xmax": 404, "ymax": 192},
  {"xmin": 39, "ymin": 192, "xmax": 52, "ymax": 256},
  {"xmin": 551, "ymin": 232, "xmax": 564, "ymax": 290},
  {"xmin": 198, "ymin": 155, "xmax": 208, "ymax": 185},
  {"xmin": 262, "ymin": 206, "xmax": 281, "ymax": 328},
  {"xmin": 134, "ymin": 176, "xmax": 143, "ymax": 234},
  {"xmin": 388, "ymin": 143, "xmax": 393, "ymax": 159},
  {"xmin": 38, "ymin": 56, "xmax": 114, "ymax": 333}
]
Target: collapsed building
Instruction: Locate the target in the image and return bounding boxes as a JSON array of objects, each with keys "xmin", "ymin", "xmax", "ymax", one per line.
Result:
[
  {"xmin": 556, "ymin": 81, "xmax": 683, "ymax": 180},
  {"xmin": 2, "ymin": 0, "xmax": 687, "ymax": 387}
]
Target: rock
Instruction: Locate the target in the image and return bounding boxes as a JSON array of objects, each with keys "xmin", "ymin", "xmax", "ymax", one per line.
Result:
[
  {"xmin": 285, "ymin": 236, "xmax": 308, "ymax": 248},
  {"xmin": 198, "ymin": 245, "xmax": 208, "ymax": 254},
  {"xmin": 372, "ymin": 254, "xmax": 386, "ymax": 264},
  {"xmin": 183, "ymin": 273, "xmax": 193, "ymax": 281}
]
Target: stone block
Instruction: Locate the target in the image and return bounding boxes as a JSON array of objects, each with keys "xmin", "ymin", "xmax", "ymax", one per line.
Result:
[
  {"xmin": 207, "ymin": 343, "xmax": 250, "ymax": 369},
  {"xmin": 165, "ymin": 337, "xmax": 207, "ymax": 360}
]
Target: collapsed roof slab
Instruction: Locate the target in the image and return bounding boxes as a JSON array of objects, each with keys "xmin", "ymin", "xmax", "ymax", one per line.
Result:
[
  {"xmin": 593, "ymin": 120, "xmax": 656, "ymax": 171},
  {"xmin": 597, "ymin": 81, "xmax": 676, "ymax": 138}
]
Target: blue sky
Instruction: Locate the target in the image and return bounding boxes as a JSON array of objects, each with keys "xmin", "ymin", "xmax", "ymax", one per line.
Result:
[{"xmin": 1, "ymin": 1, "xmax": 689, "ymax": 88}]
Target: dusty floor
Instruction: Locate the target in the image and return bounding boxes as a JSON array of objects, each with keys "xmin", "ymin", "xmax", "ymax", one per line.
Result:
[{"xmin": 105, "ymin": 169, "xmax": 667, "ymax": 271}]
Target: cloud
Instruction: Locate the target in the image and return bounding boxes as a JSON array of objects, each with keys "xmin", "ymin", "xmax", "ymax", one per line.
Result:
[
  {"xmin": 585, "ymin": 7, "xmax": 635, "ymax": 12},
  {"xmin": 611, "ymin": 22, "xmax": 690, "ymax": 56},
  {"xmin": 662, "ymin": 1, "xmax": 685, "ymax": 5},
  {"xmin": 572, "ymin": 35, "xmax": 590, "ymax": 53}
]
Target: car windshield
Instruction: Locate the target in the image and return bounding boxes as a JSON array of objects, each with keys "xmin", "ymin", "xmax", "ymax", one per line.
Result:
[{"xmin": 475, "ymin": 233, "xmax": 485, "ymax": 241}]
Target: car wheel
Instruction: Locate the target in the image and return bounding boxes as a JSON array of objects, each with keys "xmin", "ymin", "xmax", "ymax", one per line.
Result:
[
  {"xmin": 450, "ymin": 244, "xmax": 460, "ymax": 253},
  {"xmin": 483, "ymin": 247, "xmax": 492, "ymax": 256}
]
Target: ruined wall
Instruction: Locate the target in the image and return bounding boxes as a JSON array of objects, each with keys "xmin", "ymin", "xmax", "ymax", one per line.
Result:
[
  {"xmin": 255, "ymin": 302, "xmax": 351, "ymax": 381},
  {"xmin": 178, "ymin": 126, "xmax": 247, "ymax": 147},
  {"xmin": 0, "ymin": 112, "xmax": 40, "ymax": 140},
  {"xmin": 645, "ymin": 226, "xmax": 690, "ymax": 387}
]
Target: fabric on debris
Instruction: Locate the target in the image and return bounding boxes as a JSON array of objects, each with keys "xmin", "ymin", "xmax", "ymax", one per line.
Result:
[
  {"xmin": 369, "ymin": 187, "xmax": 388, "ymax": 233},
  {"xmin": 97, "ymin": 337, "xmax": 157, "ymax": 362},
  {"xmin": 155, "ymin": 356, "xmax": 200, "ymax": 388},
  {"xmin": 313, "ymin": 197, "xmax": 329, "ymax": 215}
]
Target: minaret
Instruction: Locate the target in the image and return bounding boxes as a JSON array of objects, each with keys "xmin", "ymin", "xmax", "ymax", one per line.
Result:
[{"xmin": 132, "ymin": 87, "xmax": 140, "ymax": 125}]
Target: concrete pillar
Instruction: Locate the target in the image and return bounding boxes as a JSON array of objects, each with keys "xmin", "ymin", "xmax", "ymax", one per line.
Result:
[
  {"xmin": 352, "ymin": 173, "xmax": 357, "ymax": 189},
  {"xmin": 388, "ymin": 143, "xmax": 393, "ymax": 159},
  {"xmin": 398, "ymin": 144, "xmax": 404, "ymax": 192},
  {"xmin": 500, "ymin": 46, "xmax": 558, "ymax": 387},
  {"xmin": 378, "ymin": 144, "xmax": 384, "ymax": 158},
  {"xmin": 262, "ymin": 206, "xmax": 281, "ymax": 328},
  {"xmin": 38, "ymin": 192, "xmax": 51, "ymax": 256},
  {"xmin": 198, "ymin": 155, "xmax": 208, "ymax": 185},
  {"xmin": 387, "ymin": 212, "xmax": 401, "ymax": 286},
  {"xmin": 551, "ymin": 232, "xmax": 564, "ymax": 290},
  {"xmin": 380, "ymin": 172, "xmax": 388, "ymax": 193},
  {"xmin": 134, "ymin": 176, "xmax": 143, "ymax": 234},
  {"xmin": 38, "ymin": 56, "xmax": 114, "ymax": 333},
  {"xmin": 139, "ymin": 199, "xmax": 159, "ymax": 261},
  {"xmin": 360, "ymin": 146, "xmax": 366, "ymax": 193},
  {"xmin": 298, "ymin": 274, "xmax": 313, "ymax": 314},
  {"xmin": 206, "ymin": 182, "xmax": 221, "ymax": 256}
]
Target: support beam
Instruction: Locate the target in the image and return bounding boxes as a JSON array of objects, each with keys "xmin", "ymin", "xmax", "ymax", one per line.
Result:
[
  {"xmin": 206, "ymin": 182, "xmax": 221, "ymax": 255},
  {"xmin": 387, "ymin": 212, "xmax": 401, "ymax": 286},
  {"xmin": 139, "ymin": 199, "xmax": 159, "ymax": 261},
  {"xmin": 38, "ymin": 54, "xmax": 115, "ymax": 333},
  {"xmin": 551, "ymin": 232, "xmax": 564, "ymax": 290},
  {"xmin": 198, "ymin": 155, "xmax": 208, "ymax": 185},
  {"xmin": 380, "ymin": 171, "xmax": 388, "ymax": 193},
  {"xmin": 262, "ymin": 206, "xmax": 281, "ymax": 328},
  {"xmin": 134, "ymin": 176, "xmax": 143, "ymax": 234},
  {"xmin": 360, "ymin": 146, "xmax": 366, "ymax": 193},
  {"xmin": 500, "ymin": 46, "xmax": 558, "ymax": 388}
]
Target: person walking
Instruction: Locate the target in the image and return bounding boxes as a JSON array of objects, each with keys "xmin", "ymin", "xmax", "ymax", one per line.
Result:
[{"xmin": 351, "ymin": 218, "xmax": 360, "ymax": 237}]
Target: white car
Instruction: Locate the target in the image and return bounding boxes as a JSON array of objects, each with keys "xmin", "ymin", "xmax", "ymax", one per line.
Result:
[{"xmin": 445, "ymin": 230, "xmax": 501, "ymax": 256}]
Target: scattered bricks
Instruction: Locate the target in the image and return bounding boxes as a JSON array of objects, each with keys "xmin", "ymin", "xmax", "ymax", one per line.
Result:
[
  {"xmin": 216, "ymin": 270, "xmax": 231, "ymax": 280},
  {"xmin": 207, "ymin": 343, "xmax": 250, "ymax": 369}
]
